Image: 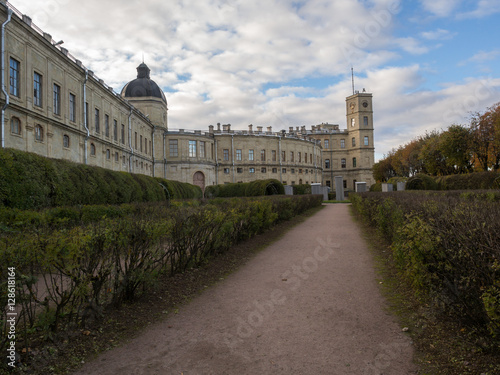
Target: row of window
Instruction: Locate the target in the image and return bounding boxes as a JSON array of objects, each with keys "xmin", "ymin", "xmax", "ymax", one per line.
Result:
[
  {"xmin": 349, "ymin": 116, "xmax": 370, "ymax": 128},
  {"xmin": 10, "ymin": 58, "xmax": 150, "ymax": 156},
  {"xmin": 223, "ymin": 149, "xmax": 319, "ymax": 164},
  {"xmin": 324, "ymin": 157, "xmax": 357, "ymax": 169},
  {"xmin": 224, "ymin": 167, "xmax": 317, "ymax": 174},
  {"xmin": 11, "ymin": 117, "xmax": 72, "ymax": 146},
  {"xmin": 320, "ymin": 135, "xmax": 369, "ymax": 149}
]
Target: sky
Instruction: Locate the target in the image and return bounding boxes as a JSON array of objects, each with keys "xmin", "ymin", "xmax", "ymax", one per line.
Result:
[{"xmin": 10, "ymin": 0, "xmax": 500, "ymax": 160}]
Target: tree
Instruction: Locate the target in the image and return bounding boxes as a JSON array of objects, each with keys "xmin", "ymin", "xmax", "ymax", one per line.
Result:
[
  {"xmin": 439, "ymin": 124, "xmax": 474, "ymax": 173},
  {"xmin": 470, "ymin": 102, "xmax": 500, "ymax": 171}
]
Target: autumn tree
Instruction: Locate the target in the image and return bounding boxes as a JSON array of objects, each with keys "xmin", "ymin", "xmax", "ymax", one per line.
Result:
[{"xmin": 439, "ymin": 124, "xmax": 474, "ymax": 173}]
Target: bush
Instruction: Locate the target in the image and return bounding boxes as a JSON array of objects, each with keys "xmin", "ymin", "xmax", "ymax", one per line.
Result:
[
  {"xmin": 0, "ymin": 148, "xmax": 201, "ymax": 209},
  {"xmin": 406, "ymin": 173, "xmax": 439, "ymax": 190},
  {"xmin": 204, "ymin": 179, "xmax": 284, "ymax": 198},
  {"xmin": 351, "ymin": 191, "xmax": 500, "ymax": 339},
  {"xmin": 292, "ymin": 184, "xmax": 311, "ymax": 195}
]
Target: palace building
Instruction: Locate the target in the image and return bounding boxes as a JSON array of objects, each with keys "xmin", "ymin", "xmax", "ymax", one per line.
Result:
[{"xmin": 0, "ymin": 1, "xmax": 374, "ymax": 192}]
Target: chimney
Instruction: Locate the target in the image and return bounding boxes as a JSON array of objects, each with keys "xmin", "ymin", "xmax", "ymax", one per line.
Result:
[
  {"xmin": 227, "ymin": 123, "xmax": 231, "ymax": 132},
  {"xmin": 248, "ymin": 124, "xmax": 253, "ymax": 133},
  {"xmin": 257, "ymin": 126, "xmax": 263, "ymax": 133},
  {"xmin": 267, "ymin": 126, "xmax": 272, "ymax": 133},
  {"xmin": 289, "ymin": 127, "xmax": 293, "ymax": 133},
  {"xmin": 208, "ymin": 125, "xmax": 214, "ymax": 134},
  {"xmin": 43, "ymin": 32, "xmax": 52, "ymax": 42},
  {"xmin": 217, "ymin": 123, "xmax": 221, "ymax": 131},
  {"xmin": 22, "ymin": 15, "xmax": 32, "ymax": 26}
]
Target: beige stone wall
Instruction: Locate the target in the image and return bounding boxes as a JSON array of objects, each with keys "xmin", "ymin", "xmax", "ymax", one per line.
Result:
[{"xmin": 1, "ymin": 6, "xmax": 157, "ymax": 177}]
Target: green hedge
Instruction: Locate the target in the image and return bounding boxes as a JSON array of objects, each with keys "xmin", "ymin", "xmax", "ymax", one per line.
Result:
[
  {"xmin": 292, "ymin": 184, "xmax": 311, "ymax": 195},
  {"xmin": 351, "ymin": 191, "xmax": 500, "ymax": 339},
  {"xmin": 204, "ymin": 179, "xmax": 284, "ymax": 198},
  {"xmin": 0, "ymin": 194, "xmax": 322, "ymax": 368},
  {"xmin": 0, "ymin": 148, "xmax": 200, "ymax": 209},
  {"xmin": 405, "ymin": 171, "xmax": 500, "ymax": 191}
]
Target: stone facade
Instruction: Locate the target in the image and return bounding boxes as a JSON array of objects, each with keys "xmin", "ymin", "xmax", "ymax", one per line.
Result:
[{"xmin": 0, "ymin": 2, "xmax": 374, "ymax": 193}]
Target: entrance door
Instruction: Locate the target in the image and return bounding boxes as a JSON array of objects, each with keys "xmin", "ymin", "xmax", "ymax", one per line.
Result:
[{"xmin": 193, "ymin": 171, "xmax": 205, "ymax": 191}]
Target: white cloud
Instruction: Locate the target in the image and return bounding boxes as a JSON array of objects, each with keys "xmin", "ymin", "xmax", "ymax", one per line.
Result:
[
  {"xmin": 419, "ymin": 0, "xmax": 462, "ymax": 17},
  {"xmin": 395, "ymin": 37, "xmax": 429, "ymax": 55},
  {"xmin": 420, "ymin": 28, "xmax": 455, "ymax": 40},
  {"xmin": 458, "ymin": 49, "xmax": 500, "ymax": 66},
  {"xmin": 457, "ymin": 0, "xmax": 500, "ymax": 18}
]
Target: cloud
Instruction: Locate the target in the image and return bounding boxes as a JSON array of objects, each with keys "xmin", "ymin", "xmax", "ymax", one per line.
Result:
[
  {"xmin": 458, "ymin": 49, "xmax": 500, "ymax": 66},
  {"xmin": 457, "ymin": 0, "xmax": 500, "ymax": 18},
  {"xmin": 395, "ymin": 37, "xmax": 429, "ymax": 55},
  {"xmin": 420, "ymin": 28, "xmax": 455, "ymax": 40},
  {"xmin": 419, "ymin": 0, "xmax": 462, "ymax": 17}
]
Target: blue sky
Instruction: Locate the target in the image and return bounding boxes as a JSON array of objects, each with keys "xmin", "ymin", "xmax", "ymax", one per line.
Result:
[{"xmin": 11, "ymin": 0, "xmax": 500, "ymax": 160}]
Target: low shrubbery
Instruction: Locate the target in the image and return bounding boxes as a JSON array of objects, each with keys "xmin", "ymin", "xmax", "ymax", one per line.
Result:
[
  {"xmin": 0, "ymin": 148, "xmax": 201, "ymax": 210},
  {"xmin": 204, "ymin": 179, "xmax": 284, "ymax": 198},
  {"xmin": 0, "ymin": 194, "xmax": 322, "ymax": 364},
  {"xmin": 405, "ymin": 171, "xmax": 500, "ymax": 191},
  {"xmin": 351, "ymin": 191, "xmax": 500, "ymax": 339}
]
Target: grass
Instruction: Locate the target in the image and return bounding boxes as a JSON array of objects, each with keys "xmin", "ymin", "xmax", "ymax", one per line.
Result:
[{"xmin": 350, "ymin": 206, "xmax": 500, "ymax": 375}]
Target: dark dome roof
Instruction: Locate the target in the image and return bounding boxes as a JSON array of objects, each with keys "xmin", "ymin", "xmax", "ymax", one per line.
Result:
[{"xmin": 121, "ymin": 63, "xmax": 167, "ymax": 103}]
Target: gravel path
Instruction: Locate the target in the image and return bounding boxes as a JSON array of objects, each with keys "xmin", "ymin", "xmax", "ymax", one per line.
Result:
[{"xmin": 74, "ymin": 204, "xmax": 416, "ymax": 375}]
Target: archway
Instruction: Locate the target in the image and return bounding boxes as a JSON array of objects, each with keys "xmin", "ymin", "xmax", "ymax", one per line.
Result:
[{"xmin": 193, "ymin": 171, "xmax": 205, "ymax": 192}]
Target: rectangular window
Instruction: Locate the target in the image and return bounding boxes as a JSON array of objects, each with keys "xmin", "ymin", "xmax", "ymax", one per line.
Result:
[
  {"xmin": 149, "ymin": 140, "xmax": 152, "ymax": 155},
  {"xmin": 85, "ymin": 102, "xmax": 89, "ymax": 127},
  {"xmin": 290, "ymin": 151, "xmax": 294, "ymax": 162},
  {"xmin": 281, "ymin": 151, "xmax": 285, "ymax": 162},
  {"xmin": 310, "ymin": 154, "xmax": 312, "ymax": 164},
  {"xmin": 189, "ymin": 140, "xmax": 196, "ymax": 157},
  {"xmin": 364, "ymin": 116, "xmax": 369, "ymax": 126},
  {"xmin": 325, "ymin": 159, "xmax": 330, "ymax": 169},
  {"xmin": 53, "ymin": 83, "xmax": 61, "ymax": 115},
  {"xmin": 63, "ymin": 134, "xmax": 70, "ymax": 148},
  {"xmin": 134, "ymin": 132, "xmax": 137, "ymax": 149},
  {"xmin": 305, "ymin": 153, "xmax": 307, "ymax": 163},
  {"xmin": 236, "ymin": 149, "xmax": 242, "ymax": 161},
  {"xmin": 298, "ymin": 152, "xmax": 302, "ymax": 162},
  {"xmin": 121, "ymin": 124, "xmax": 125, "ymax": 144},
  {"xmin": 249, "ymin": 149, "xmax": 254, "ymax": 161},
  {"xmin": 352, "ymin": 137, "xmax": 356, "ymax": 147},
  {"xmin": 200, "ymin": 141, "xmax": 205, "ymax": 157},
  {"xmin": 282, "ymin": 168, "xmax": 286, "ymax": 174},
  {"xmin": 140, "ymin": 135, "xmax": 143, "ymax": 152},
  {"xmin": 261, "ymin": 167, "xmax": 267, "ymax": 173},
  {"xmin": 223, "ymin": 149, "xmax": 229, "ymax": 161},
  {"xmin": 341, "ymin": 158, "xmax": 346, "ymax": 168},
  {"xmin": 224, "ymin": 168, "xmax": 230, "ymax": 174},
  {"xmin": 291, "ymin": 168, "xmax": 295, "ymax": 174},
  {"xmin": 261, "ymin": 149, "xmax": 266, "ymax": 161},
  {"xmin": 169, "ymin": 139, "xmax": 178, "ymax": 157},
  {"xmin": 364, "ymin": 136, "xmax": 369, "ymax": 146},
  {"xmin": 69, "ymin": 93, "xmax": 76, "ymax": 122},
  {"xmin": 105, "ymin": 115, "xmax": 109, "ymax": 137},
  {"xmin": 33, "ymin": 72, "xmax": 42, "ymax": 107},
  {"xmin": 115, "ymin": 152, "xmax": 119, "ymax": 162},
  {"xmin": 9, "ymin": 58, "xmax": 20, "ymax": 97},
  {"xmin": 113, "ymin": 120, "xmax": 118, "ymax": 141},
  {"xmin": 95, "ymin": 109, "xmax": 100, "ymax": 133},
  {"xmin": 272, "ymin": 168, "xmax": 277, "ymax": 173},
  {"xmin": 272, "ymin": 150, "xmax": 276, "ymax": 162},
  {"xmin": 249, "ymin": 168, "xmax": 255, "ymax": 173},
  {"xmin": 237, "ymin": 167, "xmax": 243, "ymax": 173},
  {"xmin": 340, "ymin": 139, "xmax": 345, "ymax": 149},
  {"xmin": 324, "ymin": 139, "xmax": 329, "ymax": 149},
  {"xmin": 353, "ymin": 157, "xmax": 357, "ymax": 167},
  {"xmin": 145, "ymin": 138, "xmax": 147, "ymax": 154},
  {"xmin": 106, "ymin": 149, "xmax": 110, "ymax": 159}
]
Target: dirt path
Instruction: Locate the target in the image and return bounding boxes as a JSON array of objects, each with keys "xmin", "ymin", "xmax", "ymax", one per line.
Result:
[{"xmin": 74, "ymin": 204, "xmax": 416, "ymax": 375}]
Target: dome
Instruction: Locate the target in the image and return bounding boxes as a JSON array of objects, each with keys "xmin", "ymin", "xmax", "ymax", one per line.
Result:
[{"xmin": 121, "ymin": 63, "xmax": 167, "ymax": 103}]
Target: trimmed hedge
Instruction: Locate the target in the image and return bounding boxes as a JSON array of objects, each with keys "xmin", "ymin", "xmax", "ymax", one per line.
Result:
[
  {"xmin": 292, "ymin": 184, "xmax": 311, "ymax": 195},
  {"xmin": 351, "ymin": 191, "xmax": 500, "ymax": 339},
  {"xmin": 0, "ymin": 148, "xmax": 201, "ymax": 209},
  {"xmin": 0, "ymin": 194, "xmax": 322, "ymax": 369},
  {"xmin": 405, "ymin": 171, "xmax": 500, "ymax": 191},
  {"xmin": 204, "ymin": 179, "xmax": 284, "ymax": 198}
]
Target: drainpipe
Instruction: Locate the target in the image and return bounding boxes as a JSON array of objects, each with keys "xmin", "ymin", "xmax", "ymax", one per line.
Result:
[
  {"xmin": 163, "ymin": 131, "xmax": 167, "ymax": 178},
  {"xmin": 83, "ymin": 69, "xmax": 89, "ymax": 163},
  {"xmin": 278, "ymin": 136, "xmax": 282, "ymax": 183},
  {"xmin": 231, "ymin": 134, "xmax": 234, "ymax": 183},
  {"xmin": 151, "ymin": 126, "xmax": 155, "ymax": 177},
  {"xmin": 128, "ymin": 108, "xmax": 134, "ymax": 173},
  {"xmin": 1, "ymin": 7, "xmax": 12, "ymax": 149},
  {"xmin": 215, "ymin": 137, "xmax": 218, "ymax": 185}
]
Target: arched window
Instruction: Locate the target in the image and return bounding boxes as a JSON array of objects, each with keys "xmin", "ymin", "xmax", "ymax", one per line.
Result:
[
  {"xmin": 34, "ymin": 125, "xmax": 43, "ymax": 141},
  {"xmin": 90, "ymin": 143, "xmax": 96, "ymax": 155},
  {"xmin": 10, "ymin": 117, "xmax": 21, "ymax": 135},
  {"xmin": 63, "ymin": 134, "xmax": 70, "ymax": 148}
]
